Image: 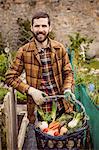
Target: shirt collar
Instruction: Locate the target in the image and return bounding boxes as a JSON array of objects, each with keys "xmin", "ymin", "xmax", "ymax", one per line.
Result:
[{"xmin": 34, "ymin": 38, "xmax": 51, "ymax": 53}]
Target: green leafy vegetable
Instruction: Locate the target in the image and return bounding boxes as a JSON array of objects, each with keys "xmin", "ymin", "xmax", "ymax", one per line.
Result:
[
  {"xmin": 37, "ymin": 107, "xmax": 52, "ymax": 123},
  {"xmin": 51, "ymin": 101, "xmax": 57, "ymax": 121},
  {"xmin": 68, "ymin": 112, "xmax": 83, "ymax": 128},
  {"xmin": 37, "ymin": 107, "xmax": 45, "ymax": 121}
]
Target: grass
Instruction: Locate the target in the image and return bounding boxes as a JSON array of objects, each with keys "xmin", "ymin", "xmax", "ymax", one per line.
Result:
[{"xmin": 84, "ymin": 59, "xmax": 99, "ymax": 69}]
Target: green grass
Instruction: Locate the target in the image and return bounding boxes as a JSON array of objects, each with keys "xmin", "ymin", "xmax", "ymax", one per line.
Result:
[{"xmin": 84, "ymin": 59, "xmax": 99, "ymax": 69}]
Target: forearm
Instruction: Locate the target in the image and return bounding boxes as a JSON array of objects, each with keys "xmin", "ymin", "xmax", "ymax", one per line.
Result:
[{"xmin": 6, "ymin": 71, "xmax": 30, "ymax": 94}]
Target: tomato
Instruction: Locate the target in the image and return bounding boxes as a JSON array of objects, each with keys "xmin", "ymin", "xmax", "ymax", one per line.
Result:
[
  {"xmin": 43, "ymin": 128, "xmax": 49, "ymax": 133},
  {"xmin": 54, "ymin": 131, "xmax": 60, "ymax": 136}
]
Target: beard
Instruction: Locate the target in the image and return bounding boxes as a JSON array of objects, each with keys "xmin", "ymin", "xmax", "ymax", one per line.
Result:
[{"xmin": 32, "ymin": 31, "xmax": 49, "ymax": 43}]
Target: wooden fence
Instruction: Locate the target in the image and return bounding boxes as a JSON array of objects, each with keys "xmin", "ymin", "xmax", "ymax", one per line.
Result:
[{"xmin": 0, "ymin": 88, "xmax": 29, "ymax": 150}]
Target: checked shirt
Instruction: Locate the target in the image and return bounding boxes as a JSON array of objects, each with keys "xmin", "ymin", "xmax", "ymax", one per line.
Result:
[{"xmin": 38, "ymin": 47, "xmax": 63, "ymax": 112}]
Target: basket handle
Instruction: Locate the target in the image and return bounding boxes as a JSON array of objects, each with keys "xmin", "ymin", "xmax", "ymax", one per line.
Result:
[
  {"xmin": 43, "ymin": 94, "xmax": 89, "ymax": 120},
  {"xmin": 69, "ymin": 93, "xmax": 89, "ymax": 120}
]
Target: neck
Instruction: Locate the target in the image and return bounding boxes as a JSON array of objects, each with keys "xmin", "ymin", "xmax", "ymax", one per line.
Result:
[{"xmin": 35, "ymin": 39, "xmax": 48, "ymax": 49}]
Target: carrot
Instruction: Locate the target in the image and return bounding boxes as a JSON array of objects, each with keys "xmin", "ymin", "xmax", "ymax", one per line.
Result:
[
  {"xmin": 48, "ymin": 121, "xmax": 56, "ymax": 127},
  {"xmin": 49, "ymin": 121, "xmax": 60, "ymax": 130},
  {"xmin": 50, "ymin": 124, "xmax": 60, "ymax": 130}
]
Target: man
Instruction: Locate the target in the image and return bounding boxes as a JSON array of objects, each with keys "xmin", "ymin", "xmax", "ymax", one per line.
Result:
[{"xmin": 6, "ymin": 11, "xmax": 74, "ymax": 124}]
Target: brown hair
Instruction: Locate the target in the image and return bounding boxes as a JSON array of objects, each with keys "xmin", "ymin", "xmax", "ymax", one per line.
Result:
[{"xmin": 32, "ymin": 11, "xmax": 50, "ymax": 26}]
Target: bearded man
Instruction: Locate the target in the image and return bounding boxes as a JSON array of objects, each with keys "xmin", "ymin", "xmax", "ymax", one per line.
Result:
[
  {"xmin": 5, "ymin": 11, "xmax": 75, "ymax": 149},
  {"xmin": 6, "ymin": 11, "xmax": 74, "ymax": 124}
]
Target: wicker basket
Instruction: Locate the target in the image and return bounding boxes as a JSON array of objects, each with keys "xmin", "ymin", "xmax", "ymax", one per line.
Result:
[{"xmin": 33, "ymin": 95, "xmax": 88, "ymax": 150}]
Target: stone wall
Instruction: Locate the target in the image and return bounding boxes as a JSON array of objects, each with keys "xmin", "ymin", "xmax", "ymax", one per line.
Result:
[{"xmin": 0, "ymin": 0, "xmax": 99, "ymax": 57}]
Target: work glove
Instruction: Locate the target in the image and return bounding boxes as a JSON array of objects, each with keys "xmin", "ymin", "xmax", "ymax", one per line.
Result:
[
  {"xmin": 28, "ymin": 87, "xmax": 47, "ymax": 105},
  {"xmin": 63, "ymin": 89, "xmax": 75, "ymax": 113},
  {"xmin": 64, "ymin": 89, "xmax": 75, "ymax": 100}
]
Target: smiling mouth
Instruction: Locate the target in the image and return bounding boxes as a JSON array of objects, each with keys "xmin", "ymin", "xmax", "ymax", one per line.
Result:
[
  {"xmin": 37, "ymin": 32, "xmax": 45, "ymax": 35},
  {"xmin": 38, "ymin": 33, "xmax": 45, "ymax": 35},
  {"xmin": 38, "ymin": 33, "xmax": 44, "ymax": 35},
  {"xmin": 37, "ymin": 34, "xmax": 45, "ymax": 38}
]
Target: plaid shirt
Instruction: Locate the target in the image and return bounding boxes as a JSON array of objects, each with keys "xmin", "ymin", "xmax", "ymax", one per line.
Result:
[{"xmin": 38, "ymin": 47, "xmax": 63, "ymax": 112}]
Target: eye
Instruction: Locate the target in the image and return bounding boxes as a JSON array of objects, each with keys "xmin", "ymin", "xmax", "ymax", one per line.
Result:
[
  {"xmin": 42, "ymin": 25, "xmax": 47, "ymax": 27},
  {"xmin": 34, "ymin": 25, "xmax": 40, "ymax": 27}
]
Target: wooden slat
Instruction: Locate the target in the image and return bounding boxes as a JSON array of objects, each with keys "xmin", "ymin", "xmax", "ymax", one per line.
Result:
[
  {"xmin": 16, "ymin": 104, "xmax": 27, "ymax": 115},
  {"xmin": 4, "ymin": 88, "xmax": 18, "ymax": 150},
  {"xmin": 0, "ymin": 104, "xmax": 4, "ymax": 150},
  {"xmin": 0, "ymin": 104, "xmax": 27, "ymax": 115},
  {"xmin": 18, "ymin": 112, "xmax": 29, "ymax": 150}
]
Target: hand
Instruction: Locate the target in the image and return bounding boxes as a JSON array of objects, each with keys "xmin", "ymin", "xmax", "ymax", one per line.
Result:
[
  {"xmin": 64, "ymin": 89, "xmax": 75, "ymax": 113},
  {"xmin": 64, "ymin": 89, "xmax": 75, "ymax": 100},
  {"xmin": 28, "ymin": 87, "xmax": 48, "ymax": 105}
]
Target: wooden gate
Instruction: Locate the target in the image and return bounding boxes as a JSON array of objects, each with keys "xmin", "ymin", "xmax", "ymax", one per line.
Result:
[{"xmin": 0, "ymin": 88, "xmax": 29, "ymax": 150}]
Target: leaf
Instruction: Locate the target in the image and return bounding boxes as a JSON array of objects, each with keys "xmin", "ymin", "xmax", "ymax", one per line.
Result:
[
  {"xmin": 37, "ymin": 107, "xmax": 45, "ymax": 121},
  {"xmin": 51, "ymin": 101, "xmax": 57, "ymax": 121},
  {"xmin": 44, "ymin": 112, "xmax": 52, "ymax": 122}
]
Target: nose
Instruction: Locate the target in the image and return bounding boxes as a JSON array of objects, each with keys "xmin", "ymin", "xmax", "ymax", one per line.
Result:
[{"xmin": 38, "ymin": 26, "xmax": 43, "ymax": 32}]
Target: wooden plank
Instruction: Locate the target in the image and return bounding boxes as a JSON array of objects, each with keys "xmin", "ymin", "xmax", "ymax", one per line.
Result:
[
  {"xmin": 4, "ymin": 88, "xmax": 18, "ymax": 150},
  {"xmin": 4, "ymin": 93, "xmax": 11, "ymax": 150},
  {"xmin": 0, "ymin": 104, "xmax": 4, "ymax": 110},
  {"xmin": 18, "ymin": 112, "xmax": 29, "ymax": 150},
  {"xmin": 10, "ymin": 88, "xmax": 18, "ymax": 149},
  {"xmin": 16, "ymin": 104, "xmax": 27, "ymax": 115},
  {"xmin": 0, "ymin": 104, "xmax": 4, "ymax": 150},
  {"xmin": 0, "ymin": 104, "xmax": 27, "ymax": 115}
]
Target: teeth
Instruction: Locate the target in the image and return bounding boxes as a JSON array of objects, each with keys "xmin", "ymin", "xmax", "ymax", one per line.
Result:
[{"xmin": 38, "ymin": 34, "xmax": 43, "ymax": 36}]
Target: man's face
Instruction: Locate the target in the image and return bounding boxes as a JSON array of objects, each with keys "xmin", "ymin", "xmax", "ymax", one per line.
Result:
[{"xmin": 31, "ymin": 18, "xmax": 51, "ymax": 43}]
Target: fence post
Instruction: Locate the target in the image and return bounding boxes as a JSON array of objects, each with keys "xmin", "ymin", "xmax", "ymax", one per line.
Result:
[{"xmin": 4, "ymin": 88, "xmax": 18, "ymax": 150}]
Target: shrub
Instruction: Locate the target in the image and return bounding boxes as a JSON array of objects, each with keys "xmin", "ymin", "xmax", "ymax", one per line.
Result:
[
  {"xmin": 0, "ymin": 88, "xmax": 9, "ymax": 104},
  {"xmin": 0, "ymin": 54, "xmax": 8, "ymax": 82},
  {"xmin": 17, "ymin": 18, "xmax": 32, "ymax": 46},
  {"xmin": 68, "ymin": 32, "xmax": 93, "ymax": 67},
  {"xmin": 16, "ymin": 91, "xmax": 27, "ymax": 104}
]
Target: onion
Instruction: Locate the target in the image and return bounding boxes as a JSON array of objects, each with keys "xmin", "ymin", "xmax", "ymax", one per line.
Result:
[{"xmin": 39, "ymin": 121, "xmax": 48, "ymax": 131}]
